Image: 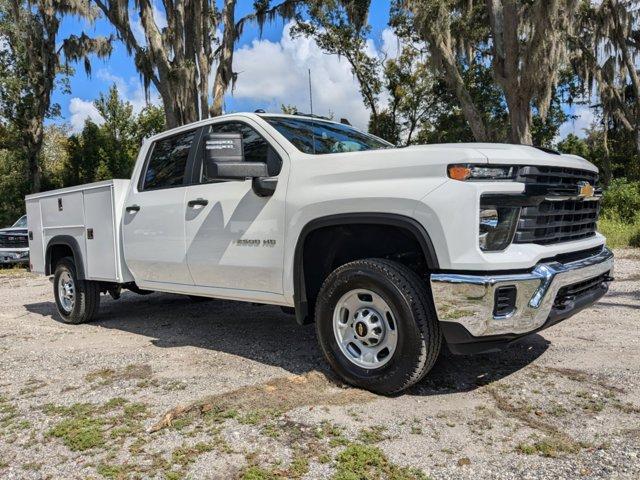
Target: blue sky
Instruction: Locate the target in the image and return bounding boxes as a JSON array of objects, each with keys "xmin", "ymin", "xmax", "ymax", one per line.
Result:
[{"xmin": 52, "ymin": 1, "xmax": 591, "ymax": 137}]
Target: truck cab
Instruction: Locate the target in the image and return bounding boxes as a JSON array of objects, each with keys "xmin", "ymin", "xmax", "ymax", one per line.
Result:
[{"xmin": 26, "ymin": 113, "xmax": 613, "ymax": 394}]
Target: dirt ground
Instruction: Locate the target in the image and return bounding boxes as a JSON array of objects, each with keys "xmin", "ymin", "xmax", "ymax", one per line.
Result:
[{"xmin": 0, "ymin": 250, "xmax": 639, "ymax": 480}]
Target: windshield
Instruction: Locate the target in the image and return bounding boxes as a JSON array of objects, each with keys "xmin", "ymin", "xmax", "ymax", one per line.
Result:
[
  {"xmin": 263, "ymin": 116, "xmax": 392, "ymax": 155},
  {"xmin": 12, "ymin": 215, "xmax": 27, "ymax": 228}
]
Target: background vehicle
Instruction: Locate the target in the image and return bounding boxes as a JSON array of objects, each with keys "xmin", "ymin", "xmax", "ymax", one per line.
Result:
[
  {"xmin": 25, "ymin": 113, "xmax": 613, "ymax": 394},
  {"xmin": 0, "ymin": 215, "xmax": 29, "ymax": 265}
]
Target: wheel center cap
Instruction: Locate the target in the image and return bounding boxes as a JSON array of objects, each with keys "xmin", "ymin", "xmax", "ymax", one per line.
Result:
[{"xmin": 354, "ymin": 321, "xmax": 368, "ymax": 338}]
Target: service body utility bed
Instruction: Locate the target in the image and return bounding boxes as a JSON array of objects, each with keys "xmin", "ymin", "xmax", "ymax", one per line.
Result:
[{"xmin": 25, "ymin": 180, "xmax": 133, "ymax": 283}]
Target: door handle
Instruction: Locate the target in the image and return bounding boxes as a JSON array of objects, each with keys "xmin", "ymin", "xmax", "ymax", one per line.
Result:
[
  {"xmin": 126, "ymin": 204, "xmax": 140, "ymax": 212},
  {"xmin": 188, "ymin": 198, "xmax": 209, "ymax": 207}
]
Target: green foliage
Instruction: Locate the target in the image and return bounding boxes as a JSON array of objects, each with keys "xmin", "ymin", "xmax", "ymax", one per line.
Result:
[
  {"xmin": 0, "ymin": 141, "xmax": 28, "ymax": 227},
  {"xmin": 601, "ymin": 179, "xmax": 640, "ymax": 223},
  {"xmin": 61, "ymin": 85, "xmax": 165, "ymax": 188},
  {"xmin": 47, "ymin": 417, "xmax": 106, "ymax": 451},
  {"xmin": 557, "ymin": 133, "xmax": 590, "ymax": 158},
  {"xmin": 333, "ymin": 443, "xmax": 428, "ymax": 480}
]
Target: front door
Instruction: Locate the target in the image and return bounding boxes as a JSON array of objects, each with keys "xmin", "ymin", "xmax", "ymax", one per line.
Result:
[
  {"xmin": 184, "ymin": 120, "xmax": 287, "ymax": 294},
  {"xmin": 122, "ymin": 128, "xmax": 199, "ymax": 286}
]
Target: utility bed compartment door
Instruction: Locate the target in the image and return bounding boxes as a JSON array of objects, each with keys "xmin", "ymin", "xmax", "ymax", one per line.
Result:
[{"xmin": 84, "ymin": 187, "xmax": 117, "ymax": 280}]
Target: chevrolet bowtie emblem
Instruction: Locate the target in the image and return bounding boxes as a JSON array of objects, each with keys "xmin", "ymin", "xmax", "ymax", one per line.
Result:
[{"xmin": 578, "ymin": 181, "xmax": 595, "ymax": 199}]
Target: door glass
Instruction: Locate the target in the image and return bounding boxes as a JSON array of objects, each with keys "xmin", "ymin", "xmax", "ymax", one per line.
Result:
[
  {"xmin": 142, "ymin": 130, "xmax": 196, "ymax": 191},
  {"xmin": 202, "ymin": 122, "xmax": 281, "ymax": 183}
]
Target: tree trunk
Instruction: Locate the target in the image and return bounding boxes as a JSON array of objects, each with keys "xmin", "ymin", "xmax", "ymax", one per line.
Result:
[
  {"xmin": 433, "ymin": 42, "xmax": 490, "ymax": 142},
  {"xmin": 505, "ymin": 93, "xmax": 533, "ymax": 144},
  {"xmin": 211, "ymin": 0, "xmax": 237, "ymax": 117}
]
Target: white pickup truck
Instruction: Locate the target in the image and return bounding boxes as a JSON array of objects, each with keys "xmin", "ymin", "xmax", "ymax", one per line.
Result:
[{"xmin": 25, "ymin": 113, "xmax": 614, "ymax": 394}]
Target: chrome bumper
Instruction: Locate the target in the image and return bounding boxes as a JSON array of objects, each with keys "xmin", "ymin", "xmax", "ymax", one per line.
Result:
[
  {"xmin": 0, "ymin": 248, "xmax": 29, "ymax": 264},
  {"xmin": 430, "ymin": 247, "xmax": 614, "ymax": 337}
]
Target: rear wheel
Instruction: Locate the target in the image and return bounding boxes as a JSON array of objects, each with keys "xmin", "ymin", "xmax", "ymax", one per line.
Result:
[
  {"xmin": 53, "ymin": 257, "xmax": 100, "ymax": 324},
  {"xmin": 315, "ymin": 258, "xmax": 441, "ymax": 395}
]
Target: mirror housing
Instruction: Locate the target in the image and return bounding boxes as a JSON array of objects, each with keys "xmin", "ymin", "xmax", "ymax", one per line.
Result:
[{"xmin": 204, "ymin": 133, "xmax": 268, "ymax": 180}]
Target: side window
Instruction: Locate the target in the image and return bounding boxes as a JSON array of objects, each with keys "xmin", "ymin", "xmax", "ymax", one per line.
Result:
[
  {"xmin": 141, "ymin": 129, "xmax": 196, "ymax": 191},
  {"xmin": 202, "ymin": 121, "xmax": 282, "ymax": 183}
]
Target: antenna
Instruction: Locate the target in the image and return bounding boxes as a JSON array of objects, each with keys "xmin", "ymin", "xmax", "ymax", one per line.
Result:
[
  {"xmin": 308, "ymin": 69, "xmax": 314, "ymax": 115},
  {"xmin": 308, "ymin": 69, "xmax": 316, "ymax": 154}
]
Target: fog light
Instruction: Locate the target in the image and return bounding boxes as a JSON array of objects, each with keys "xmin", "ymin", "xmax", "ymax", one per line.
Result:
[{"xmin": 479, "ymin": 205, "xmax": 520, "ymax": 251}]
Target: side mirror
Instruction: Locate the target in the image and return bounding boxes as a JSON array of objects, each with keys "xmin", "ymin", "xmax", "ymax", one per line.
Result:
[{"xmin": 204, "ymin": 133, "xmax": 268, "ymax": 180}]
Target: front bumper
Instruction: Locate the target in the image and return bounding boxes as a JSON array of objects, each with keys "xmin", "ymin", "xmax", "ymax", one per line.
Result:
[
  {"xmin": 430, "ymin": 247, "xmax": 614, "ymax": 354},
  {"xmin": 0, "ymin": 248, "xmax": 29, "ymax": 264}
]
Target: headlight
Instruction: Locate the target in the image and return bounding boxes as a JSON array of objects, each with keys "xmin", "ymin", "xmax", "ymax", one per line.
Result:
[
  {"xmin": 448, "ymin": 164, "xmax": 517, "ymax": 181},
  {"xmin": 479, "ymin": 205, "xmax": 520, "ymax": 251}
]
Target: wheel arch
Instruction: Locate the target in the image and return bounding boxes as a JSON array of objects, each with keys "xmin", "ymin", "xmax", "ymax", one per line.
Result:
[
  {"xmin": 292, "ymin": 213, "xmax": 439, "ymax": 325},
  {"xmin": 45, "ymin": 235, "xmax": 85, "ymax": 279}
]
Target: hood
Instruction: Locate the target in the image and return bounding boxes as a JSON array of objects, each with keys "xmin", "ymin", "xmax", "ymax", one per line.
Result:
[{"xmin": 405, "ymin": 143, "xmax": 597, "ymax": 173}]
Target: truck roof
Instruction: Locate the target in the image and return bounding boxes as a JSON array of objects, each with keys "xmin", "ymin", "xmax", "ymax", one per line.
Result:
[{"xmin": 143, "ymin": 112, "xmax": 349, "ymax": 144}]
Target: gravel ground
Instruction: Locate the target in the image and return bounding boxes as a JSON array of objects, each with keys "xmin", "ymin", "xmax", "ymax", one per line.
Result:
[{"xmin": 0, "ymin": 249, "xmax": 639, "ymax": 479}]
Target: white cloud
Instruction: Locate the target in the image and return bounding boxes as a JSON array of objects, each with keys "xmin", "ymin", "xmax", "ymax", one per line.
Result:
[
  {"xmin": 380, "ymin": 28, "xmax": 401, "ymax": 60},
  {"xmin": 228, "ymin": 21, "xmax": 395, "ymax": 129},
  {"xmin": 559, "ymin": 105, "xmax": 596, "ymax": 139},
  {"xmin": 68, "ymin": 71, "xmax": 160, "ymax": 133},
  {"xmin": 68, "ymin": 98, "xmax": 104, "ymax": 133},
  {"xmin": 96, "ymin": 69, "xmax": 159, "ymax": 114}
]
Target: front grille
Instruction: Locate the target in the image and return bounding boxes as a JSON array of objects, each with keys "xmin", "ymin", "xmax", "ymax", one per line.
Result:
[
  {"xmin": 517, "ymin": 166, "xmax": 599, "ymax": 196},
  {"xmin": 514, "ymin": 166, "xmax": 601, "ymax": 246},
  {"xmin": 553, "ymin": 272, "xmax": 610, "ymax": 310},
  {"xmin": 515, "ymin": 200, "xmax": 600, "ymax": 245},
  {"xmin": 0, "ymin": 234, "xmax": 28, "ymax": 248}
]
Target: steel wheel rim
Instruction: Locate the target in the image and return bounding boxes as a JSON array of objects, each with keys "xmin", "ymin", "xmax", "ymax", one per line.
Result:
[
  {"xmin": 58, "ymin": 271, "xmax": 75, "ymax": 313},
  {"xmin": 332, "ymin": 288, "xmax": 398, "ymax": 369}
]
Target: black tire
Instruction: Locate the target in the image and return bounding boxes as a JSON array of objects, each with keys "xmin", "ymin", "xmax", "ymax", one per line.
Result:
[
  {"xmin": 53, "ymin": 257, "xmax": 100, "ymax": 324},
  {"xmin": 315, "ymin": 258, "xmax": 441, "ymax": 395}
]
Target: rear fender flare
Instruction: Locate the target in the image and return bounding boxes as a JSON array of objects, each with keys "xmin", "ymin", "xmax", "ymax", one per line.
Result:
[{"xmin": 45, "ymin": 235, "xmax": 85, "ymax": 279}]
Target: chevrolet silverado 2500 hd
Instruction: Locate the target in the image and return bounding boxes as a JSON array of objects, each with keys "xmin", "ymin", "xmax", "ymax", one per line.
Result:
[{"xmin": 25, "ymin": 113, "xmax": 614, "ymax": 394}]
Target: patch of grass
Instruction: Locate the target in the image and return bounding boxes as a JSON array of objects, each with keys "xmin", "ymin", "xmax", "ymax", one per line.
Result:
[
  {"xmin": 96, "ymin": 462, "xmax": 136, "ymax": 479},
  {"xmin": 85, "ymin": 364, "xmax": 153, "ymax": 386},
  {"xmin": 47, "ymin": 417, "xmax": 106, "ymax": 451},
  {"xmin": 333, "ymin": 443, "xmax": 428, "ymax": 480},
  {"xmin": 239, "ymin": 455, "xmax": 310, "ymax": 480},
  {"xmin": 0, "ymin": 396, "xmax": 18, "ymax": 430},
  {"xmin": 516, "ymin": 435, "xmax": 584, "ymax": 458},
  {"xmin": 163, "ymin": 380, "xmax": 187, "ymax": 391},
  {"xmin": 171, "ymin": 442, "xmax": 215, "ymax": 466},
  {"xmin": 313, "ymin": 420, "xmax": 343, "ymax": 440},
  {"xmin": 599, "ymin": 216, "xmax": 640, "ymax": 248},
  {"xmin": 45, "ymin": 398, "xmax": 149, "ymax": 453},
  {"xmin": 19, "ymin": 379, "xmax": 47, "ymax": 396},
  {"xmin": 357, "ymin": 425, "xmax": 388, "ymax": 444},
  {"xmin": 238, "ymin": 408, "xmax": 281, "ymax": 426},
  {"xmin": 240, "ymin": 466, "xmax": 280, "ymax": 480},
  {"xmin": 202, "ymin": 405, "xmax": 239, "ymax": 424}
]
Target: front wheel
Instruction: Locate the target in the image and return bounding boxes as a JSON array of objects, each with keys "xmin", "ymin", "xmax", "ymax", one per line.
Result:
[
  {"xmin": 53, "ymin": 257, "xmax": 100, "ymax": 324},
  {"xmin": 315, "ymin": 258, "xmax": 441, "ymax": 395}
]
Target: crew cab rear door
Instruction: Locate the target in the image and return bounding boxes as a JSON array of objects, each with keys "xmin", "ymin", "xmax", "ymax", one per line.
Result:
[
  {"xmin": 122, "ymin": 127, "xmax": 200, "ymax": 286},
  {"xmin": 183, "ymin": 119, "xmax": 287, "ymax": 296}
]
